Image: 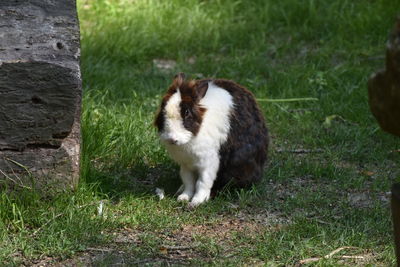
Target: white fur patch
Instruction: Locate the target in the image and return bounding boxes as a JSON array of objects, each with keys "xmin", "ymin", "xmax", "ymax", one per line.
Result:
[
  {"xmin": 160, "ymin": 90, "xmax": 193, "ymax": 145},
  {"xmin": 197, "ymin": 82, "xmax": 233, "ymax": 147},
  {"xmin": 161, "ymin": 82, "xmax": 234, "ymax": 206}
]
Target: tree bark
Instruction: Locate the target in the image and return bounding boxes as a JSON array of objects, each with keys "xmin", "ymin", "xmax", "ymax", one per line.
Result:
[
  {"xmin": 368, "ymin": 20, "xmax": 400, "ymax": 137},
  {"xmin": 392, "ymin": 184, "xmax": 400, "ymax": 267},
  {"xmin": 368, "ymin": 19, "xmax": 400, "ymax": 267},
  {"xmin": 0, "ymin": 0, "xmax": 81, "ymax": 191}
]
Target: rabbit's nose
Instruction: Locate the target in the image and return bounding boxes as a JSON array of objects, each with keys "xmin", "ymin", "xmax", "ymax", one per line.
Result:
[{"xmin": 166, "ymin": 138, "xmax": 178, "ymax": 145}]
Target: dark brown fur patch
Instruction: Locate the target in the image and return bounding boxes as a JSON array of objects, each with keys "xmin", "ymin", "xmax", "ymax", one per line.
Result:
[
  {"xmin": 154, "ymin": 75, "xmax": 208, "ymax": 136},
  {"xmin": 154, "ymin": 84, "xmax": 177, "ymax": 132},
  {"xmin": 178, "ymin": 80, "xmax": 208, "ymax": 136},
  {"xmin": 209, "ymin": 79, "xmax": 269, "ymax": 192}
]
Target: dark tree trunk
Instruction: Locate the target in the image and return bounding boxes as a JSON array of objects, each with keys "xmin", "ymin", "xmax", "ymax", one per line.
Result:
[
  {"xmin": 392, "ymin": 184, "xmax": 400, "ymax": 266},
  {"xmin": 369, "ymin": 19, "xmax": 400, "ymax": 266},
  {"xmin": 0, "ymin": 0, "xmax": 81, "ymax": 191},
  {"xmin": 368, "ymin": 20, "xmax": 400, "ymax": 137}
]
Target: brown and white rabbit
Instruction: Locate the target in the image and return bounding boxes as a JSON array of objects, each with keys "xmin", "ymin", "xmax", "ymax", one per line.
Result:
[{"xmin": 155, "ymin": 73, "xmax": 269, "ymax": 206}]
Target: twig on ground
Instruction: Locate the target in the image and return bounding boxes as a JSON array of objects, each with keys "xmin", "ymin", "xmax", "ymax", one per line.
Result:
[
  {"xmin": 324, "ymin": 246, "xmax": 358, "ymax": 258},
  {"xmin": 298, "ymin": 246, "xmax": 365, "ymax": 265},
  {"xmin": 341, "ymin": 255, "xmax": 366, "ymax": 259},
  {"xmin": 299, "ymin": 257, "xmax": 320, "ymax": 264}
]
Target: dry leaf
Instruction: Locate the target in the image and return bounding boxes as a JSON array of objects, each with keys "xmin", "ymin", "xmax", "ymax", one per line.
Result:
[
  {"xmin": 159, "ymin": 246, "xmax": 168, "ymax": 255},
  {"xmin": 361, "ymin": 171, "xmax": 375, "ymax": 176}
]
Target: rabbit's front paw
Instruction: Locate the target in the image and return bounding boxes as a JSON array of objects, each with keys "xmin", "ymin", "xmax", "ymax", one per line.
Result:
[
  {"xmin": 189, "ymin": 192, "xmax": 210, "ymax": 207},
  {"xmin": 177, "ymin": 193, "xmax": 191, "ymax": 202}
]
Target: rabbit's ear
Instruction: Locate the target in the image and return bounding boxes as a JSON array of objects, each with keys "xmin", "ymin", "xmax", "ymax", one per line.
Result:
[
  {"xmin": 173, "ymin": 72, "xmax": 186, "ymax": 88},
  {"xmin": 196, "ymin": 81, "xmax": 209, "ymax": 101}
]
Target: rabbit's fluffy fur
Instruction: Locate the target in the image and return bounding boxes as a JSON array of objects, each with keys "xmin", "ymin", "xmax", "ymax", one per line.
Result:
[{"xmin": 155, "ymin": 73, "xmax": 269, "ymax": 206}]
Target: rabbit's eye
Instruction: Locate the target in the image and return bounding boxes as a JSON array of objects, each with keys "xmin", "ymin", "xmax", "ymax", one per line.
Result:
[{"xmin": 184, "ymin": 109, "xmax": 190, "ymax": 118}]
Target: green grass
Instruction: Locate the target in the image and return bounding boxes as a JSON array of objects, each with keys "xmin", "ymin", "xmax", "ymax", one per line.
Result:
[{"xmin": 1, "ymin": 0, "xmax": 400, "ymax": 265}]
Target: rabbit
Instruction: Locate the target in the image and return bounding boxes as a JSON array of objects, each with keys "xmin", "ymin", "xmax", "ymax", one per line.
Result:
[{"xmin": 155, "ymin": 73, "xmax": 269, "ymax": 206}]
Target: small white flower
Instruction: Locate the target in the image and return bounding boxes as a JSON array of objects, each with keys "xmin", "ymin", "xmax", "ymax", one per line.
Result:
[
  {"xmin": 97, "ymin": 200, "xmax": 104, "ymax": 216},
  {"xmin": 155, "ymin": 188, "xmax": 165, "ymax": 200}
]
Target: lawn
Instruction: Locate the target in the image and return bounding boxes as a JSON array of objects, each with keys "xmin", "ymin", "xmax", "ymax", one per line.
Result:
[{"xmin": 1, "ymin": 0, "xmax": 400, "ymax": 265}]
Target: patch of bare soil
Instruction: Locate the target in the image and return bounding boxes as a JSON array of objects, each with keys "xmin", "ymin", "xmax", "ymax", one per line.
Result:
[
  {"xmin": 27, "ymin": 210, "xmax": 287, "ymax": 266},
  {"xmin": 158, "ymin": 209, "xmax": 288, "ymax": 263}
]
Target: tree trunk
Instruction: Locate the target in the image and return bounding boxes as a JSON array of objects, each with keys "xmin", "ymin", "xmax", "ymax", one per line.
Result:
[
  {"xmin": 369, "ymin": 19, "xmax": 400, "ymax": 266},
  {"xmin": 392, "ymin": 184, "xmax": 400, "ymax": 266},
  {"xmin": 368, "ymin": 20, "xmax": 400, "ymax": 137},
  {"xmin": 0, "ymin": 0, "xmax": 81, "ymax": 192}
]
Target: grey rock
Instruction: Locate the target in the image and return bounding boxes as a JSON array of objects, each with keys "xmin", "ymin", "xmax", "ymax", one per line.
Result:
[{"xmin": 0, "ymin": 0, "xmax": 81, "ymax": 191}]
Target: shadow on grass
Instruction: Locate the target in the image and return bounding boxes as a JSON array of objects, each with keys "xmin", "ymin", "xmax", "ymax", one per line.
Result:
[{"xmin": 83, "ymin": 163, "xmax": 182, "ymax": 200}]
